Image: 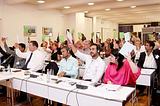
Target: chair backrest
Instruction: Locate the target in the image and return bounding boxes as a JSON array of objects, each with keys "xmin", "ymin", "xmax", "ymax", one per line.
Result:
[
  {"xmin": 45, "ymin": 62, "xmax": 59, "ymax": 75},
  {"xmin": 99, "ymin": 72, "xmax": 105, "ymax": 83}
]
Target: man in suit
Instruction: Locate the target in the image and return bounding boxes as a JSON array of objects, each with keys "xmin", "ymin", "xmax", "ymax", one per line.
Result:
[{"xmin": 137, "ymin": 41, "xmax": 160, "ymax": 96}]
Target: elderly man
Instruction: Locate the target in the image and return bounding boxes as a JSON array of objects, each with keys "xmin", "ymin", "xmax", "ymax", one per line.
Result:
[{"xmin": 81, "ymin": 40, "xmax": 91, "ymax": 55}]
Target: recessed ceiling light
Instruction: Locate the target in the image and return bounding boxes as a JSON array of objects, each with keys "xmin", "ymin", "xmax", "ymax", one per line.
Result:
[
  {"xmin": 64, "ymin": 6, "xmax": 70, "ymax": 9},
  {"xmin": 130, "ymin": 6, "xmax": 136, "ymax": 8},
  {"xmin": 88, "ymin": 3, "xmax": 94, "ymax": 5},
  {"xmin": 37, "ymin": 0, "xmax": 45, "ymax": 3},
  {"xmin": 117, "ymin": 0, "xmax": 123, "ymax": 1},
  {"xmin": 84, "ymin": 11, "xmax": 89, "ymax": 13},
  {"xmin": 105, "ymin": 9, "xmax": 110, "ymax": 11}
]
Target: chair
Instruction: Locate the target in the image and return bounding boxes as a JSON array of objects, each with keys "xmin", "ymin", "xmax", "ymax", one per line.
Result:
[
  {"xmin": 45, "ymin": 62, "xmax": 59, "ymax": 75},
  {"xmin": 44, "ymin": 62, "xmax": 60, "ymax": 106}
]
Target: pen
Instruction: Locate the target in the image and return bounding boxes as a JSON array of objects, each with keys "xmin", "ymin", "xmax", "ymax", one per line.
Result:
[{"xmin": 106, "ymin": 88, "xmax": 116, "ymax": 91}]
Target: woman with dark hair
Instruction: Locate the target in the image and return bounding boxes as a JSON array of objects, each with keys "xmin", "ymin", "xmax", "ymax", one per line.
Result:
[
  {"xmin": 103, "ymin": 49, "xmax": 141, "ymax": 86},
  {"xmin": 103, "ymin": 41, "xmax": 111, "ymax": 57},
  {"xmin": 51, "ymin": 42, "xmax": 61, "ymax": 61}
]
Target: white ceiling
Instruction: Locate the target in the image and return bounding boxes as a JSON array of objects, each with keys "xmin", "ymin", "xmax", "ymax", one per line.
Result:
[{"xmin": 6, "ymin": 0, "xmax": 160, "ymax": 24}]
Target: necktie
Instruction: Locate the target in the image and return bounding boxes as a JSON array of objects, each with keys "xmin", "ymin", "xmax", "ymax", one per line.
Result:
[{"xmin": 23, "ymin": 53, "xmax": 33, "ymax": 70}]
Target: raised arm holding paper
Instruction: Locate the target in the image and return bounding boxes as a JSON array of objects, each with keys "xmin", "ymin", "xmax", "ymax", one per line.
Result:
[
  {"xmin": 68, "ymin": 38, "xmax": 105, "ymax": 83},
  {"xmin": 103, "ymin": 42, "xmax": 141, "ymax": 86},
  {"xmin": 2, "ymin": 37, "xmax": 26, "ymax": 69}
]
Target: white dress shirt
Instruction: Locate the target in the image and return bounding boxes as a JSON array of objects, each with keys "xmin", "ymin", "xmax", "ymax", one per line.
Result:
[
  {"xmin": 75, "ymin": 50, "xmax": 106, "ymax": 82},
  {"xmin": 38, "ymin": 47, "xmax": 51, "ymax": 61},
  {"xmin": 16, "ymin": 49, "xmax": 45, "ymax": 72},
  {"xmin": 143, "ymin": 51, "xmax": 157, "ymax": 69},
  {"xmin": 133, "ymin": 45, "xmax": 145, "ymax": 62}
]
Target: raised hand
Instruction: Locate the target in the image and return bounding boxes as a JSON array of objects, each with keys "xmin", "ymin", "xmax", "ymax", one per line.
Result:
[
  {"xmin": 1, "ymin": 37, "xmax": 6, "ymax": 43},
  {"xmin": 125, "ymin": 52, "xmax": 132, "ymax": 62},
  {"xmin": 14, "ymin": 43, "xmax": 19, "ymax": 49}
]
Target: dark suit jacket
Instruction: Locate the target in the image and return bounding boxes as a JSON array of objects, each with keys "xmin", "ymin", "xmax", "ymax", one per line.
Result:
[{"xmin": 137, "ymin": 49, "xmax": 160, "ymax": 75}]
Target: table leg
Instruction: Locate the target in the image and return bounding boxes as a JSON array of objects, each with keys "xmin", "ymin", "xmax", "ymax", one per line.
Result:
[
  {"xmin": 10, "ymin": 80, "xmax": 14, "ymax": 106},
  {"xmin": 6, "ymin": 84, "xmax": 11, "ymax": 106},
  {"xmin": 148, "ymin": 86, "xmax": 150, "ymax": 106},
  {"xmin": 132, "ymin": 93, "xmax": 134, "ymax": 106}
]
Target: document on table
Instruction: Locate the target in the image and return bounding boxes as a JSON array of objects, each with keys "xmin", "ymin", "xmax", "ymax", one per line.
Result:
[
  {"xmin": 103, "ymin": 85, "xmax": 135, "ymax": 101},
  {"xmin": 105, "ymin": 84, "xmax": 121, "ymax": 91},
  {"xmin": 141, "ymin": 68, "xmax": 155, "ymax": 74}
]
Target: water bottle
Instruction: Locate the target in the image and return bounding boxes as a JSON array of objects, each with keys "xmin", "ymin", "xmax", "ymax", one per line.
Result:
[
  {"xmin": 47, "ymin": 69, "xmax": 50, "ymax": 83},
  {"xmin": 7, "ymin": 64, "xmax": 11, "ymax": 75}
]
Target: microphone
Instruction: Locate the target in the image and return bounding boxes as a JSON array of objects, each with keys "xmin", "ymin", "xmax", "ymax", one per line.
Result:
[{"xmin": 1, "ymin": 54, "xmax": 13, "ymax": 66}]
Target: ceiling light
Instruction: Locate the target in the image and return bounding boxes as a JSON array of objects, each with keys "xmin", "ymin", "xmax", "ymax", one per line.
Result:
[
  {"xmin": 37, "ymin": 0, "xmax": 45, "ymax": 3},
  {"xmin": 105, "ymin": 9, "xmax": 110, "ymax": 11},
  {"xmin": 117, "ymin": 0, "xmax": 123, "ymax": 1},
  {"xmin": 88, "ymin": 3, "xmax": 94, "ymax": 5},
  {"xmin": 84, "ymin": 11, "xmax": 89, "ymax": 13},
  {"xmin": 64, "ymin": 6, "xmax": 70, "ymax": 9},
  {"xmin": 130, "ymin": 6, "xmax": 136, "ymax": 8}
]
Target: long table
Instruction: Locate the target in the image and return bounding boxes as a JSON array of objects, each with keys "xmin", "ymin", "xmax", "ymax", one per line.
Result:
[
  {"xmin": 79, "ymin": 67, "xmax": 155, "ymax": 106},
  {"xmin": 0, "ymin": 69, "xmax": 135, "ymax": 106},
  {"xmin": 136, "ymin": 68, "xmax": 155, "ymax": 106},
  {"xmin": 0, "ymin": 72, "xmax": 14, "ymax": 106}
]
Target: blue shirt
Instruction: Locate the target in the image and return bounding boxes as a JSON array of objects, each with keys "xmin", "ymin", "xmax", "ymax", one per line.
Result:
[{"xmin": 57, "ymin": 56, "xmax": 78, "ymax": 79}]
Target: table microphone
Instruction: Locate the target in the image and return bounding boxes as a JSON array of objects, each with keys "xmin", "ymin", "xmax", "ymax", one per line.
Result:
[{"xmin": 0, "ymin": 54, "xmax": 13, "ymax": 65}]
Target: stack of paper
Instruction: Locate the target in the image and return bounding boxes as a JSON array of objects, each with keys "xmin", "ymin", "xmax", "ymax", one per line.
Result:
[{"xmin": 105, "ymin": 84, "xmax": 121, "ymax": 91}]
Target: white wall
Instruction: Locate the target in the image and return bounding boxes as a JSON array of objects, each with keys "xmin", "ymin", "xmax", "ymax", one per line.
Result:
[
  {"xmin": 96, "ymin": 18, "xmax": 118, "ymax": 42},
  {"xmin": 133, "ymin": 25, "xmax": 144, "ymax": 33},
  {"xmin": 85, "ymin": 17, "xmax": 92, "ymax": 40},
  {"xmin": 65, "ymin": 12, "xmax": 86, "ymax": 42},
  {"xmin": 75, "ymin": 12, "xmax": 85, "ymax": 41},
  {"xmin": 66, "ymin": 16, "xmax": 118, "ymax": 42},
  {"xmin": 0, "ymin": 0, "xmax": 65, "ymax": 46},
  {"xmin": 0, "ymin": 0, "xmax": 119, "ymax": 46}
]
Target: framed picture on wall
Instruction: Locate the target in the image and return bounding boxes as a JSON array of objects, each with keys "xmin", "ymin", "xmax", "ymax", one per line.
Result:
[
  {"xmin": 42, "ymin": 27, "xmax": 53, "ymax": 36},
  {"xmin": 24, "ymin": 25, "xmax": 37, "ymax": 37}
]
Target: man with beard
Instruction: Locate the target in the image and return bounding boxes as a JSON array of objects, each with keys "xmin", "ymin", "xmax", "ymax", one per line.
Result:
[
  {"xmin": 137, "ymin": 41, "xmax": 160, "ymax": 106},
  {"xmin": 68, "ymin": 42, "xmax": 105, "ymax": 83}
]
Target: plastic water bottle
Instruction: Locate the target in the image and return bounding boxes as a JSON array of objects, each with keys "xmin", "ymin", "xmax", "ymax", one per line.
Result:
[
  {"xmin": 7, "ymin": 64, "xmax": 11, "ymax": 75},
  {"xmin": 47, "ymin": 69, "xmax": 50, "ymax": 83}
]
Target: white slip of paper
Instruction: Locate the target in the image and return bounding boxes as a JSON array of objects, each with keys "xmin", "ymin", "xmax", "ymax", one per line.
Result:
[
  {"xmin": 67, "ymin": 31, "xmax": 72, "ymax": 43},
  {"xmin": 119, "ymin": 42, "xmax": 135, "ymax": 57}
]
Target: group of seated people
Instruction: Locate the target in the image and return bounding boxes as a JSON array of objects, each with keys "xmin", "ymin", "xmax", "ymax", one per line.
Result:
[{"xmin": 0, "ymin": 32, "xmax": 160, "ymax": 105}]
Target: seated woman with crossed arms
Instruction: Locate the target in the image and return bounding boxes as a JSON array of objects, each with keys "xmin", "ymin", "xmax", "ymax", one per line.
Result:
[{"xmin": 103, "ymin": 49, "xmax": 141, "ymax": 86}]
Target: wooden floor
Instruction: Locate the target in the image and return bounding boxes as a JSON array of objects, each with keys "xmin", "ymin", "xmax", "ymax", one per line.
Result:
[{"xmin": 0, "ymin": 89, "xmax": 151, "ymax": 106}]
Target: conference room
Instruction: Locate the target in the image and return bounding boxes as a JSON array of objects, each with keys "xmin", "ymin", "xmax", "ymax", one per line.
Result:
[{"xmin": 0, "ymin": 0, "xmax": 160, "ymax": 106}]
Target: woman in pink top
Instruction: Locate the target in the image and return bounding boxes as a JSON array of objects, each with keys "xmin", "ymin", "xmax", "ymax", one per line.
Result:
[{"xmin": 103, "ymin": 49, "xmax": 141, "ymax": 86}]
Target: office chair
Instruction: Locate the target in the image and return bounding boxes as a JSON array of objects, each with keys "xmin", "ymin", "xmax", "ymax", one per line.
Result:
[{"xmin": 45, "ymin": 62, "xmax": 59, "ymax": 75}]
